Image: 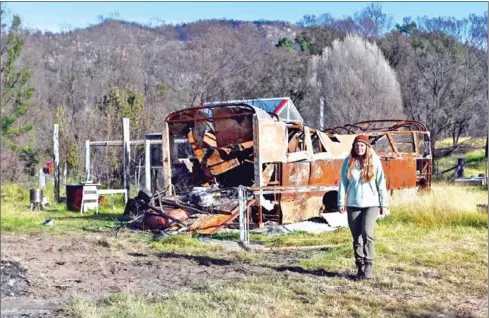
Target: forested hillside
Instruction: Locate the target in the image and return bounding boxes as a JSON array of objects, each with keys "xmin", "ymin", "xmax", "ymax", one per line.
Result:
[{"xmin": 1, "ymin": 4, "xmax": 487, "ymax": 182}]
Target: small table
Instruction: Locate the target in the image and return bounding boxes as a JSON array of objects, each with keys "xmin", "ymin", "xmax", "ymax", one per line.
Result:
[{"xmin": 97, "ymin": 189, "xmax": 128, "ymax": 209}]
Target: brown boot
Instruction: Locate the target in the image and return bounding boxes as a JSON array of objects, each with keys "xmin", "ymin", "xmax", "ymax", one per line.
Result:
[
  {"xmin": 364, "ymin": 261, "xmax": 373, "ymax": 279},
  {"xmin": 355, "ymin": 261, "xmax": 365, "ymax": 280}
]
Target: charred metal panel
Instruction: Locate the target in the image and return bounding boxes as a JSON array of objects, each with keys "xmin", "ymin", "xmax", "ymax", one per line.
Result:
[
  {"xmin": 212, "ymin": 107, "xmax": 254, "ymax": 147},
  {"xmin": 382, "ymin": 158, "xmax": 417, "ymax": 189},
  {"xmin": 258, "ymin": 122, "xmax": 287, "ymax": 163},
  {"xmin": 280, "ymin": 162, "xmax": 322, "ymax": 224},
  {"xmin": 310, "ymin": 159, "xmax": 344, "ymax": 186},
  {"xmin": 188, "ymin": 212, "xmax": 239, "ymax": 235},
  {"xmin": 187, "ymin": 131, "xmax": 242, "ymax": 176},
  {"xmin": 326, "ymin": 134, "xmax": 357, "ymax": 157}
]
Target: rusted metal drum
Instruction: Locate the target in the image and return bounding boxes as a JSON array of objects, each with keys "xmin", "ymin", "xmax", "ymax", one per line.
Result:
[
  {"xmin": 66, "ymin": 184, "xmax": 83, "ymax": 212},
  {"xmin": 30, "ymin": 189, "xmax": 43, "ymax": 204}
]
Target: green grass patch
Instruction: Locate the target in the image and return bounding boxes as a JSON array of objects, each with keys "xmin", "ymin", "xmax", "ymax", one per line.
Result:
[
  {"xmin": 150, "ymin": 234, "xmax": 223, "ymax": 255},
  {"xmin": 387, "ymin": 183, "xmax": 488, "ymax": 228},
  {"xmin": 1, "ymin": 201, "xmax": 124, "ymax": 234},
  {"xmin": 299, "ymin": 243, "xmax": 352, "ymax": 271},
  {"xmin": 210, "ymin": 230, "xmax": 269, "ymax": 243},
  {"xmin": 436, "ymin": 137, "xmax": 486, "ymax": 149},
  {"xmin": 19, "ymin": 181, "xmax": 486, "ymax": 318},
  {"xmin": 435, "ymin": 149, "xmax": 487, "ymax": 177},
  {"xmin": 263, "ymin": 229, "xmax": 350, "ymax": 247},
  {"xmin": 70, "ymin": 279, "xmax": 315, "ymax": 318},
  {"xmin": 69, "ymin": 271, "xmax": 485, "ymax": 318}
]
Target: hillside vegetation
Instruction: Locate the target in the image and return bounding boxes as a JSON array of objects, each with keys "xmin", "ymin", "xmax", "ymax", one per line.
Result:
[{"xmin": 0, "ymin": 4, "xmax": 487, "ymax": 186}]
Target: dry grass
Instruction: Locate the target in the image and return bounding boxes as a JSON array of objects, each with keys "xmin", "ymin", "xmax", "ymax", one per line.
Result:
[
  {"xmin": 436, "ymin": 137, "xmax": 486, "ymax": 149},
  {"xmin": 68, "ymin": 183, "xmax": 488, "ymax": 318},
  {"xmin": 388, "ymin": 182, "xmax": 487, "ymax": 228}
]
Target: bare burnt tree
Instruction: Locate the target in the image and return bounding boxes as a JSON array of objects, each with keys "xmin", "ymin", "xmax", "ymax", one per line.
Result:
[
  {"xmin": 353, "ymin": 3, "xmax": 393, "ymax": 39},
  {"xmin": 403, "ymin": 29, "xmax": 487, "ymax": 157}
]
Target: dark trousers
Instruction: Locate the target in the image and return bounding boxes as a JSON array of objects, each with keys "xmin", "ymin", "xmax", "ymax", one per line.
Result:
[{"xmin": 347, "ymin": 207, "xmax": 379, "ymax": 263}]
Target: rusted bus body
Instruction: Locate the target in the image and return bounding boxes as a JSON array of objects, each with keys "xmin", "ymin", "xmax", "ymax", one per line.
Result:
[
  {"xmin": 162, "ymin": 104, "xmax": 353, "ymax": 225},
  {"xmin": 324, "ymin": 120, "xmax": 433, "ymax": 203},
  {"xmin": 162, "ymin": 106, "xmax": 432, "ymax": 226}
]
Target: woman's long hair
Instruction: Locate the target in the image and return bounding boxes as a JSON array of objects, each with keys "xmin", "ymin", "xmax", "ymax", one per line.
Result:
[{"xmin": 347, "ymin": 146, "xmax": 375, "ymax": 183}]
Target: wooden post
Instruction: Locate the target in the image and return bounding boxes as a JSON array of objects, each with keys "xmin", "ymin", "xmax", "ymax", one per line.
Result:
[
  {"xmin": 85, "ymin": 140, "xmax": 90, "ymax": 181},
  {"xmin": 485, "ymin": 135, "xmax": 488, "ymax": 158},
  {"xmin": 122, "ymin": 118, "xmax": 131, "ymax": 203},
  {"xmin": 456, "ymin": 158, "xmax": 465, "ymax": 178},
  {"xmin": 53, "ymin": 124, "xmax": 60, "ymax": 203},
  {"xmin": 162, "ymin": 122, "xmax": 172, "ymax": 196},
  {"xmin": 253, "ymin": 115, "xmax": 264, "ymax": 228},
  {"xmin": 145, "ymin": 139, "xmax": 151, "ymax": 193}
]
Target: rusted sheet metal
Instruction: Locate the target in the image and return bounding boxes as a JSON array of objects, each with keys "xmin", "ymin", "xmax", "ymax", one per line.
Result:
[
  {"xmin": 189, "ymin": 213, "xmax": 239, "ymax": 235},
  {"xmin": 262, "ymin": 164, "xmax": 275, "ymax": 185},
  {"xmin": 257, "ymin": 122, "xmax": 287, "ymax": 163},
  {"xmin": 304, "ymin": 127, "xmax": 314, "ymax": 157},
  {"xmin": 213, "ymin": 107, "xmax": 253, "ymax": 147},
  {"xmin": 192, "ymin": 110, "xmax": 210, "ymax": 148},
  {"xmin": 143, "ymin": 208, "xmax": 189, "ymax": 230},
  {"xmin": 280, "ymin": 162, "xmax": 325, "ymax": 224},
  {"xmin": 382, "ymin": 158, "xmax": 417, "ymax": 190},
  {"xmin": 162, "ymin": 122, "xmax": 172, "ymax": 195},
  {"xmin": 305, "ymin": 161, "xmax": 330, "ymax": 217},
  {"xmin": 287, "ymin": 151, "xmax": 310, "ymax": 162},
  {"xmin": 324, "ymin": 119, "xmax": 432, "ymax": 194},
  {"xmin": 187, "ymin": 131, "xmax": 242, "ymax": 176},
  {"xmin": 327, "ymin": 134, "xmax": 357, "ymax": 156},
  {"xmin": 188, "ymin": 199, "xmax": 255, "ymax": 234},
  {"xmin": 310, "ymin": 160, "xmax": 343, "ymax": 187}
]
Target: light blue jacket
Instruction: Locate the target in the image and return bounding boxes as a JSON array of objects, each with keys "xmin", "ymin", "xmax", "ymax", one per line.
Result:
[{"xmin": 337, "ymin": 154, "xmax": 388, "ymax": 208}]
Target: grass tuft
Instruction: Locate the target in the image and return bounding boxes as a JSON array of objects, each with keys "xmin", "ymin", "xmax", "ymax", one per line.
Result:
[
  {"xmin": 150, "ymin": 234, "xmax": 223, "ymax": 255},
  {"xmin": 387, "ymin": 183, "xmax": 487, "ymax": 228}
]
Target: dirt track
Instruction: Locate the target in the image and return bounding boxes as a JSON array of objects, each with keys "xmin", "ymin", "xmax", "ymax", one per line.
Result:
[
  {"xmin": 0, "ymin": 232, "xmax": 297, "ymax": 316},
  {"xmin": 2, "ymin": 231, "xmax": 486, "ymax": 317}
]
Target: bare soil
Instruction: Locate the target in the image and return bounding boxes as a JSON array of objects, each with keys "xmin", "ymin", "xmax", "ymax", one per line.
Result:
[
  {"xmin": 0, "ymin": 232, "xmax": 279, "ymax": 316},
  {"xmin": 2, "ymin": 232, "xmax": 486, "ymax": 317}
]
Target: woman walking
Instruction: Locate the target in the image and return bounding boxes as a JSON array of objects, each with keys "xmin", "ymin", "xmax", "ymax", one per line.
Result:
[{"xmin": 337, "ymin": 135, "xmax": 389, "ymax": 280}]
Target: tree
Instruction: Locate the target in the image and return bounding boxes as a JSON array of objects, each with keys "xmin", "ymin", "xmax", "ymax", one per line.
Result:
[
  {"xmin": 403, "ymin": 29, "xmax": 487, "ymax": 157},
  {"xmin": 297, "ymin": 13, "xmax": 334, "ymax": 27},
  {"xmin": 276, "ymin": 37, "xmax": 294, "ymax": 51},
  {"xmin": 395, "ymin": 18, "xmax": 417, "ymax": 35},
  {"xmin": 250, "ymin": 48, "xmax": 313, "ymax": 113},
  {"xmin": 0, "ymin": 11, "xmax": 37, "ymax": 179},
  {"xmin": 311, "ymin": 35, "xmax": 404, "ymax": 127},
  {"xmin": 353, "ymin": 3, "xmax": 393, "ymax": 38},
  {"xmin": 1, "ymin": 14, "xmax": 34, "ymax": 148},
  {"xmin": 294, "ymin": 27, "xmax": 346, "ymax": 55}
]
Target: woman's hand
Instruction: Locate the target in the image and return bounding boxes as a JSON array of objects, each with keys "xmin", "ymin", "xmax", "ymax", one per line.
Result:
[
  {"xmin": 339, "ymin": 206, "xmax": 346, "ymax": 214},
  {"xmin": 380, "ymin": 207, "xmax": 390, "ymax": 216}
]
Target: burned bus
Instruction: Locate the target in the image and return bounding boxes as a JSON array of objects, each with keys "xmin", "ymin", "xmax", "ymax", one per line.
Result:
[{"xmin": 161, "ymin": 102, "xmax": 432, "ymax": 230}]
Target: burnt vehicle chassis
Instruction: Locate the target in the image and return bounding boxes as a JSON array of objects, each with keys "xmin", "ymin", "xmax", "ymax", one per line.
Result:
[{"xmin": 161, "ymin": 104, "xmax": 432, "ymax": 228}]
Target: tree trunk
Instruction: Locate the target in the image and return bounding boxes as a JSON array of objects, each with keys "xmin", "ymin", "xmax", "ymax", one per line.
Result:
[{"xmin": 485, "ymin": 135, "xmax": 488, "ymax": 158}]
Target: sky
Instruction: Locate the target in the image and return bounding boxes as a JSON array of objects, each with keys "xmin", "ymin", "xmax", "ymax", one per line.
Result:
[{"xmin": 2, "ymin": 1, "xmax": 488, "ymax": 33}]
